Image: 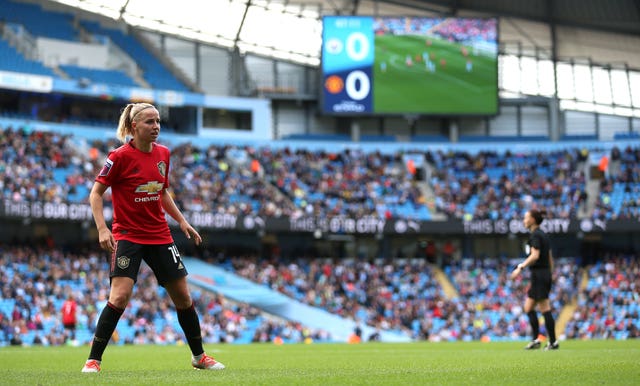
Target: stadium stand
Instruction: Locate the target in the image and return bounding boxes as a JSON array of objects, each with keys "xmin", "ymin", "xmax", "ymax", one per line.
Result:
[
  {"xmin": 3, "ymin": 124, "xmax": 640, "ymax": 225},
  {"xmin": 429, "ymin": 148, "xmax": 587, "ymax": 220},
  {"xmin": 0, "ymin": 0, "xmax": 189, "ymax": 92},
  {"xmin": 565, "ymin": 254, "xmax": 640, "ymax": 340},
  {"xmin": 1, "ymin": 0, "xmax": 639, "ymax": 352},
  {"xmin": 58, "ymin": 64, "xmax": 138, "ymax": 88},
  {"xmin": 79, "ymin": 20, "xmax": 190, "ymax": 92},
  {"xmin": 3, "ymin": 123, "xmax": 638, "ymax": 345},
  {"xmin": 7, "ymin": 242, "xmax": 632, "ymax": 346},
  {"xmin": 0, "ymin": 38, "xmax": 56, "ymax": 76},
  {"xmin": 444, "ymin": 257, "xmax": 580, "ymax": 341},
  {"xmin": 0, "ymin": 244, "xmax": 332, "ymax": 347},
  {"xmin": 0, "ymin": 0, "xmax": 77, "ymax": 41}
]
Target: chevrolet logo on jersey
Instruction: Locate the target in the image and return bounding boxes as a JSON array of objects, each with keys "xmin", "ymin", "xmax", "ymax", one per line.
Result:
[{"xmin": 135, "ymin": 181, "xmax": 164, "ymax": 194}]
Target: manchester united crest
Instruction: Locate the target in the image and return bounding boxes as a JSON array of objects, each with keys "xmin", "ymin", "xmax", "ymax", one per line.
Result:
[
  {"xmin": 117, "ymin": 255, "xmax": 130, "ymax": 269},
  {"xmin": 157, "ymin": 161, "xmax": 166, "ymax": 177}
]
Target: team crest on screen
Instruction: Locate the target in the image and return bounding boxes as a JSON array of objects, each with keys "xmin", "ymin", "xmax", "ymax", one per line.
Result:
[
  {"xmin": 325, "ymin": 75, "xmax": 344, "ymax": 94},
  {"xmin": 117, "ymin": 255, "xmax": 130, "ymax": 269},
  {"xmin": 325, "ymin": 38, "xmax": 343, "ymax": 54},
  {"xmin": 157, "ymin": 161, "xmax": 166, "ymax": 177}
]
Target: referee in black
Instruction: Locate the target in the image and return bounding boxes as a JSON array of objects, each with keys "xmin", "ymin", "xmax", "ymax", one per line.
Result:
[{"xmin": 510, "ymin": 209, "xmax": 559, "ymax": 350}]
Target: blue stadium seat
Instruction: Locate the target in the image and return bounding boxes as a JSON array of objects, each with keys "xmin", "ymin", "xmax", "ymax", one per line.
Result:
[
  {"xmin": 359, "ymin": 134, "xmax": 397, "ymax": 142},
  {"xmin": 410, "ymin": 135, "xmax": 449, "ymax": 143},
  {"xmin": 283, "ymin": 133, "xmax": 351, "ymax": 141},
  {"xmin": 613, "ymin": 132, "xmax": 640, "ymax": 140},
  {"xmin": 59, "ymin": 64, "xmax": 138, "ymax": 88},
  {"xmin": 561, "ymin": 134, "xmax": 598, "ymax": 141},
  {"xmin": 0, "ymin": 0, "xmax": 77, "ymax": 41},
  {"xmin": 0, "ymin": 38, "xmax": 56, "ymax": 76},
  {"xmin": 80, "ymin": 21, "xmax": 189, "ymax": 92}
]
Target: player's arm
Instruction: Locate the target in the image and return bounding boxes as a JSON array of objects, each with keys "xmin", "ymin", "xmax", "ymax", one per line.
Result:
[
  {"xmin": 89, "ymin": 181, "xmax": 115, "ymax": 252},
  {"xmin": 510, "ymin": 247, "xmax": 540, "ymax": 279},
  {"xmin": 161, "ymin": 189, "xmax": 202, "ymax": 245},
  {"xmin": 549, "ymin": 249, "xmax": 554, "ymax": 271}
]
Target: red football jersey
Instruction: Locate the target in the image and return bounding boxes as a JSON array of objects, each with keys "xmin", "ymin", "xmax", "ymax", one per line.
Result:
[{"xmin": 96, "ymin": 141, "xmax": 173, "ymax": 244}]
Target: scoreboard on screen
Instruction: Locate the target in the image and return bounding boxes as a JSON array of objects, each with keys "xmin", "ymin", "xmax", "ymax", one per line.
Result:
[
  {"xmin": 321, "ymin": 17, "xmax": 375, "ymax": 114},
  {"xmin": 321, "ymin": 16, "xmax": 499, "ymax": 116}
]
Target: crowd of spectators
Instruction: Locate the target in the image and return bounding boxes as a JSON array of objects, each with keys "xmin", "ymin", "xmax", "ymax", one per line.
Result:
[
  {"xmin": 228, "ymin": 256, "xmax": 443, "ymax": 338},
  {"xmin": 169, "ymin": 143, "xmax": 296, "ymax": 218},
  {"xmin": 446, "ymin": 257, "xmax": 580, "ymax": 341},
  {"xmin": 256, "ymin": 147, "xmax": 427, "ymax": 220},
  {"xmin": 428, "ymin": 148, "xmax": 589, "ymax": 221},
  {"xmin": 225, "ymin": 254, "xmax": 588, "ymax": 342},
  {"xmin": 1, "ymin": 241, "xmax": 638, "ymax": 346},
  {"xmin": 431, "ymin": 18, "xmax": 497, "ymax": 43},
  {"xmin": 169, "ymin": 142, "xmax": 426, "ymax": 221},
  {"xmin": 565, "ymin": 254, "xmax": 640, "ymax": 339},
  {"xmin": 1, "ymin": 127, "xmax": 78, "ymax": 203},
  {"xmin": 4, "ymin": 125, "xmax": 640, "ymax": 223},
  {"xmin": 0, "ymin": 243, "xmax": 330, "ymax": 347},
  {"xmin": 1, "ymin": 126, "xmax": 430, "ymax": 220},
  {"xmin": 1, "ymin": 124, "xmax": 640, "ymax": 345},
  {"xmin": 593, "ymin": 146, "xmax": 640, "ymax": 220}
]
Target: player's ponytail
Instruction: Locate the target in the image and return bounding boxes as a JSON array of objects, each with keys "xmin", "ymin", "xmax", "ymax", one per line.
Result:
[{"xmin": 116, "ymin": 104, "xmax": 135, "ymax": 143}]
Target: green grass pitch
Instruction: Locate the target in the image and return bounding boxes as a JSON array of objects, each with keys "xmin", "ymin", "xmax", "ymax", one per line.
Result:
[
  {"xmin": 0, "ymin": 340, "xmax": 638, "ymax": 385},
  {"xmin": 374, "ymin": 34, "xmax": 498, "ymax": 114}
]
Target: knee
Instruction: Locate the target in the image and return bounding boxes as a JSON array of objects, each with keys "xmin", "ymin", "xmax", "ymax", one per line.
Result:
[
  {"xmin": 166, "ymin": 278, "xmax": 193, "ymax": 309},
  {"xmin": 109, "ymin": 290, "xmax": 132, "ymax": 309},
  {"xmin": 172, "ymin": 293, "xmax": 193, "ymax": 310}
]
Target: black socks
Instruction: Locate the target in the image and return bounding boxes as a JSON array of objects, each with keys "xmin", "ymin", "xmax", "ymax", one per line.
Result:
[
  {"xmin": 89, "ymin": 302, "xmax": 124, "ymax": 361},
  {"xmin": 527, "ymin": 310, "xmax": 539, "ymax": 340},
  {"xmin": 528, "ymin": 310, "xmax": 557, "ymax": 343},
  {"xmin": 177, "ymin": 302, "xmax": 204, "ymax": 356},
  {"xmin": 543, "ymin": 311, "xmax": 557, "ymax": 343}
]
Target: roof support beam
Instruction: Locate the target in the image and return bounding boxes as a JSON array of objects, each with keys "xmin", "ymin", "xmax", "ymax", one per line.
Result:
[
  {"xmin": 118, "ymin": 0, "xmax": 131, "ymax": 20},
  {"xmin": 234, "ymin": 0, "xmax": 252, "ymax": 48},
  {"xmin": 546, "ymin": 0, "xmax": 560, "ymax": 141},
  {"xmin": 351, "ymin": 0, "xmax": 360, "ymax": 15}
]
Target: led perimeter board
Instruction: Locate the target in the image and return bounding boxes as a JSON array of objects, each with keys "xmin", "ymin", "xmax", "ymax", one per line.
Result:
[{"xmin": 321, "ymin": 16, "xmax": 498, "ymax": 116}]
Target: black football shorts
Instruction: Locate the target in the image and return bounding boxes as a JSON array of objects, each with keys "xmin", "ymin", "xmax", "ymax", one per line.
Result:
[
  {"xmin": 110, "ymin": 240, "xmax": 188, "ymax": 286},
  {"xmin": 527, "ymin": 269, "xmax": 552, "ymax": 300}
]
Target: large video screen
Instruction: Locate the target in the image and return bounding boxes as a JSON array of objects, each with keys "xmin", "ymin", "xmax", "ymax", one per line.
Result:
[{"xmin": 321, "ymin": 16, "xmax": 498, "ymax": 115}]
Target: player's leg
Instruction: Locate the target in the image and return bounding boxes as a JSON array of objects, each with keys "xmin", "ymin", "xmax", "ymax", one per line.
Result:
[
  {"xmin": 82, "ymin": 276, "xmax": 135, "ymax": 372},
  {"xmin": 151, "ymin": 244, "xmax": 225, "ymax": 370},
  {"xmin": 537, "ymin": 271, "xmax": 558, "ymax": 350},
  {"xmin": 523, "ymin": 297, "xmax": 541, "ymax": 349},
  {"xmin": 83, "ymin": 241, "xmax": 141, "ymax": 373},
  {"xmin": 539, "ymin": 298, "xmax": 559, "ymax": 350}
]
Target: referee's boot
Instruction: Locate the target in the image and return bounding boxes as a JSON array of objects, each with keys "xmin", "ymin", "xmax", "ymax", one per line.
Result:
[
  {"xmin": 524, "ymin": 339, "xmax": 541, "ymax": 350},
  {"xmin": 544, "ymin": 341, "xmax": 560, "ymax": 351}
]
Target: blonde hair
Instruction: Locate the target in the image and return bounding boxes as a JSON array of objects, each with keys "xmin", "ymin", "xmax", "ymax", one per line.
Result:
[{"xmin": 116, "ymin": 103, "xmax": 156, "ymax": 143}]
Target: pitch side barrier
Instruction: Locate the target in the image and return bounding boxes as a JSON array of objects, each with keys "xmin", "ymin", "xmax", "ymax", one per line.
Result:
[{"xmin": 2, "ymin": 200, "xmax": 635, "ymax": 234}]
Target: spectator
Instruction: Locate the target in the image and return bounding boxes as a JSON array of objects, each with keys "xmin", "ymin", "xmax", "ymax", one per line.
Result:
[{"xmin": 61, "ymin": 294, "xmax": 78, "ymax": 341}]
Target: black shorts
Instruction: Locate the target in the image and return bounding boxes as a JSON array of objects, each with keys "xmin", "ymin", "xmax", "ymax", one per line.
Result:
[
  {"xmin": 527, "ymin": 269, "xmax": 552, "ymax": 300},
  {"xmin": 110, "ymin": 240, "xmax": 188, "ymax": 286}
]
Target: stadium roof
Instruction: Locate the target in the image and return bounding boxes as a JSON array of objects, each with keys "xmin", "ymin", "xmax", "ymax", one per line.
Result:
[
  {"xmin": 362, "ymin": 0, "xmax": 640, "ymax": 36},
  {"xmin": 48, "ymin": 0, "xmax": 640, "ymax": 66}
]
